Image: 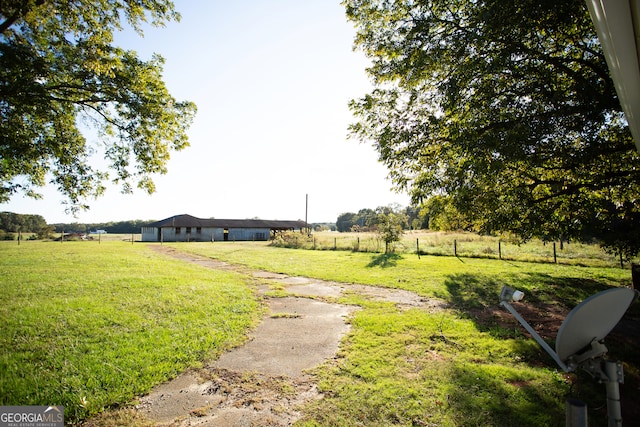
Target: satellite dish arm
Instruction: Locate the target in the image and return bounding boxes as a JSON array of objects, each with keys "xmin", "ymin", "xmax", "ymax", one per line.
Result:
[{"xmin": 499, "ymin": 299, "xmax": 570, "ymax": 372}]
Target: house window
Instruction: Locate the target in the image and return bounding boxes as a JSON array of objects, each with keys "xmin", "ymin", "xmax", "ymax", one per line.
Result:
[
  {"xmin": 196, "ymin": 227, "xmax": 202, "ymax": 234},
  {"xmin": 175, "ymin": 227, "xmax": 181, "ymax": 234},
  {"xmin": 186, "ymin": 227, "xmax": 191, "ymax": 234}
]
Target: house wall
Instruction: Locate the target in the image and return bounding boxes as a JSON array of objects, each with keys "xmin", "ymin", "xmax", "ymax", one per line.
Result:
[
  {"xmin": 141, "ymin": 227, "xmax": 157, "ymax": 242},
  {"xmin": 141, "ymin": 226, "xmax": 270, "ymax": 242},
  {"xmin": 225, "ymin": 228, "xmax": 270, "ymax": 241},
  {"xmin": 160, "ymin": 226, "xmax": 215, "ymax": 242}
]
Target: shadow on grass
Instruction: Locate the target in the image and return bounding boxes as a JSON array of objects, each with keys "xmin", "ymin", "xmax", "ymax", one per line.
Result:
[
  {"xmin": 439, "ymin": 273, "xmax": 506, "ymax": 311},
  {"xmin": 446, "ymin": 362, "xmax": 567, "ymax": 427},
  {"xmin": 366, "ymin": 253, "xmax": 403, "ymax": 268},
  {"xmin": 437, "ymin": 272, "xmax": 635, "ymax": 425},
  {"xmin": 439, "ymin": 272, "xmax": 637, "ymax": 343},
  {"xmin": 441, "ymin": 272, "xmax": 623, "ymax": 312},
  {"xmin": 522, "ymin": 272, "xmax": 623, "ymax": 309},
  {"xmin": 439, "ymin": 271, "xmax": 638, "ymax": 425}
]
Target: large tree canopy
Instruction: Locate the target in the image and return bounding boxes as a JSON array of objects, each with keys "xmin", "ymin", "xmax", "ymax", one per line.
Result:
[
  {"xmin": 0, "ymin": 0, "xmax": 196, "ymax": 213},
  {"xmin": 345, "ymin": 0, "xmax": 640, "ymax": 259}
]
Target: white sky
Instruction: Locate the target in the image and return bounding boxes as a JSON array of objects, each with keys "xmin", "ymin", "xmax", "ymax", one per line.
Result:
[{"xmin": 0, "ymin": 0, "xmax": 409, "ymax": 224}]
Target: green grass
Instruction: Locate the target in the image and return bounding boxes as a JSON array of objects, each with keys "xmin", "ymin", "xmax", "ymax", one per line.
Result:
[
  {"xmin": 1, "ymin": 239, "xmax": 636, "ymax": 426},
  {"xmin": 300, "ymin": 303, "xmax": 566, "ymax": 426},
  {"xmin": 171, "ymin": 242, "xmax": 630, "ymax": 308},
  {"xmin": 169, "ymin": 241, "xmax": 637, "ymax": 426},
  {"xmin": 0, "ymin": 241, "xmax": 261, "ymax": 423}
]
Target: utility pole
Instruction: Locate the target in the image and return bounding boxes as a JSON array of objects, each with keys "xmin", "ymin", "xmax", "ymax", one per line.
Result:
[{"xmin": 305, "ymin": 194, "xmax": 309, "ymax": 235}]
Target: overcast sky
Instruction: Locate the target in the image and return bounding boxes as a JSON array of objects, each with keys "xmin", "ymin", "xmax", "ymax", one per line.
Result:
[{"xmin": 0, "ymin": 0, "xmax": 409, "ymax": 224}]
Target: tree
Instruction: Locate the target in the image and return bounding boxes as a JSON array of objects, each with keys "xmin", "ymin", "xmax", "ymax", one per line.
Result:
[
  {"xmin": 356, "ymin": 208, "xmax": 378, "ymax": 229},
  {"xmin": 423, "ymin": 195, "xmax": 474, "ymax": 232},
  {"xmin": 36, "ymin": 225, "xmax": 56, "ymax": 239},
  {"xmin": 1, "ymin": 1, "xmax": 197, "ymax": 213},
  {"xmin": 403, "ymin": 204, "xmax": 427, "ymax": 230},
  {"xmin": 0, "ymin": 211, "xmax": 47, "ymax": 232},
  {"xmin": 336, "ymin": 212, "xmax": 356, "ymax": 232},
  {"xmin": 345, "ymin": 0, "xmax": 640, "ymax": 259},
  {"xmin": 377, "ymin": 212, "xmax": 405, "ymax": 253}
]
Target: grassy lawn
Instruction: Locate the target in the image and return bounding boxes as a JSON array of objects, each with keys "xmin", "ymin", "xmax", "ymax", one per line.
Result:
[
  {"xmin": 171, "ymin": 241, "xmax": 638, "ymax": 426},
  {"xmin": 172, "ymin": 241, "xmax": 630, "ymax": 307},
  {"xmin": 0, "ymin": 241, "xmax": 260, "ymax": 423},
  {"xmin": 1, "ymin": 239, "xmax": 637, "ymax": 426}
]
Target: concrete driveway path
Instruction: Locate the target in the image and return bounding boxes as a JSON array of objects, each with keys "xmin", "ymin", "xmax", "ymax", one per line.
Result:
[{"xmin": 95, "ymin": 245, "xmax": 443, "ymax": 426}]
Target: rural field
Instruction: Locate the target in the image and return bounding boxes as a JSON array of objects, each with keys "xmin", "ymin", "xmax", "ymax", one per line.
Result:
[
  {"xmin": 286, "ymin": 230, "xmax": 631, "ymax": 268},
  {"xmin": 0, "ymin": 238, "xmax": 638, "ymax": 426}
]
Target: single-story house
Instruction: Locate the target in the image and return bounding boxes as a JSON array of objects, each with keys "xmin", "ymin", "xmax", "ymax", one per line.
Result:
[{"xmin": 141, "ymin": 214, "xmax": 309, "ymax": 242}]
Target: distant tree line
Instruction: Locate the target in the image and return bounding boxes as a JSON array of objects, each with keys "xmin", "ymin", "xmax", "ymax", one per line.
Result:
[
  {"xmin": 0, "ymin": 212, "xmax": 158, "ymax": 238},
  {"xmin": 0, "ymin": 211, "xmax": 54, "ymax": 239},
  {"xmin": 52, "ymin": 219, "xmax": 155, "ymax": 234},
  {"xmin": 336, "ymin": 204, "xmax": 416, "ymax": 253},
  {"xmin": 0, "ymin": 212, "xmax": 47, "ymax": 231},
  {"xmin": 311, "ymin": 222, "xmax": 337, "ymax": 232},
  {"xmin": 336, "ymin": 204, "xmax": 428, "ymax": 232},
  {"xmin": 335, "ymin": 201, "xmax": 534, "ymax": 235}
]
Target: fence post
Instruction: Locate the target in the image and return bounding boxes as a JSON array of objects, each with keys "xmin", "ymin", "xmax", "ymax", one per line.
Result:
[
  {"xmin": 416, "ymin": 238, "xmax": 420, "ymax": 259},
  {"xmin": 454, "ymin": 239, "xmax": 457, "ymax": 257},
  {"xmin": 498, "ymin": 240, "xmax": 502, "ymax": 259},
  {"xmin": 334, "ymin": 237, "xmax": 337, "ymax": 250},
  {"xmin": 553, "ymin": 242, "xmax": 557, "ymax": 263}
]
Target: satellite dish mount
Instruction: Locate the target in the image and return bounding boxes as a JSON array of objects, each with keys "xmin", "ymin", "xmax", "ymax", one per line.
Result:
[{"xmin": 499, "ymin": 286, "xmax": 638, "ymax": 427}]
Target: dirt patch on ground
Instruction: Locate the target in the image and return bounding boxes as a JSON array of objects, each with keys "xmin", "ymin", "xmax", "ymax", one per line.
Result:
[
  {"xmin": 134, "ymin": 368, "xmax": 321, "ymax": 427},
  {"xmin": 471, "ymin": 301, "xmax": 569, "ymax": 341},
  {"xmin": 80, "ymin": 245, "xmax": 447, "ymax": 426}
]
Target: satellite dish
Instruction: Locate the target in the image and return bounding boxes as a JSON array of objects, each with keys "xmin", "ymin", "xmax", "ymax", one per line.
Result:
[
  {"xmin": 555, "ymin": 287, "xmax": 637, "ymax": 362},
  {"xmin": 501, "ymin": 285, "xmax": 638, "ymax": 426}
]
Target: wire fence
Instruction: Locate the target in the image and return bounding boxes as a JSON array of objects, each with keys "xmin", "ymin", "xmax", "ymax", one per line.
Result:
[{"xmin": 296, "ymin": 231, "xmax": 628, "ymax": 268}]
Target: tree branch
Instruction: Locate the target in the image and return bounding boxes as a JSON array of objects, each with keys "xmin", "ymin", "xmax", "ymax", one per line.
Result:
[
  {"xmin": 0, "ymin": 11, "xmax": 20, "ymax": 34},
  {"xmin": 0, "ymin": 0, "xmax": 47, "ymax": 34}
]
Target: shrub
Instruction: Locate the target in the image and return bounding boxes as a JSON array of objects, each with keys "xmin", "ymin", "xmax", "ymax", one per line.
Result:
[{"xmin": 270, "ymin": 231, "xmax": 313, "ymax": 249}]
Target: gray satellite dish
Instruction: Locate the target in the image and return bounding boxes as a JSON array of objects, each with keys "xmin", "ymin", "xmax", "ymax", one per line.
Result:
[
  {"xmin": 500, "ymin": 285, "xmax": 638, "ymax": 427},
  {"xmin": 556, "ymin": 287, "xmax": 637, "ymax": 362}
]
